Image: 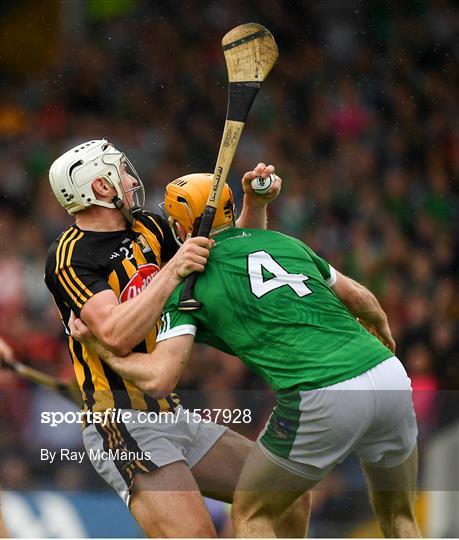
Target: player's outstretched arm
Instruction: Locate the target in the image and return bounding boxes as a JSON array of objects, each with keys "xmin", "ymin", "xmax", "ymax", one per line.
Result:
[
  {"xmin": 80, "ymin": 236, "xmax": 212, "ymax": 356},
  {"xmin": 70, "ymin": 318, "xmax": 193, "ymax": 398},
  {"xmin": 332, "ymin": 271, "xmax": 396, "ymax": 352},
  {"xmin": 236, "ymin": 162, "xmax": 282, "ymax": 230}
]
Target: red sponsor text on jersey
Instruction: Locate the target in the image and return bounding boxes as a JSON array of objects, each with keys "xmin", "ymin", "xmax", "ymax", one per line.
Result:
[{"xmin": 119, "ymin": 263, "xmax": 160, "ymax": 302}]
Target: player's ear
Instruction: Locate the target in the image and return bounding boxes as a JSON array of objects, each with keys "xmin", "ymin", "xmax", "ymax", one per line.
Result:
[{"xmin": 92, "ymin": 178, "xmax": 115, "ymax": 200}]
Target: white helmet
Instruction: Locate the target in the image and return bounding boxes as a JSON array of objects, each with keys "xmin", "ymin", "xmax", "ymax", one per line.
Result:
[{"xmin": 49, "ymin": 139, "xmax": 145, "ymax": 219}]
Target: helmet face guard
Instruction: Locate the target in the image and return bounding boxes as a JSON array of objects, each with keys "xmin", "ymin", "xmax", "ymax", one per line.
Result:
[{"xmin": 107, "ymin": 153, "xmax": 145, "ymax": 220}]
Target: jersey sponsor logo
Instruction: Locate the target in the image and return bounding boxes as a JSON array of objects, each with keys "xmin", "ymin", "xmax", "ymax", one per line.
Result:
[
  {"xmin": 215, "ymin": 231, "xmax": 251, "ymax": 245},
  {"xmin": 119, "ymin": 263, "xmax": 160, "ymax": 302},
  {"xmin": 272, "ymin": 418, "xmax": 291, "ymax": 440},
  {"xmin": 136, "ymin": 234, "xmax": 152, "ymax": 254}
]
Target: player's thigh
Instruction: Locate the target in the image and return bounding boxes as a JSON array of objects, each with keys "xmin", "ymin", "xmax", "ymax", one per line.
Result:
[
  {"xmin": 191, "ymin": 428, "xmax": 252, "ymax": 503},
  {"xmin": 363, "ymin": 444, "xmax": 418, "ymax": 494},
  {"xmin": 362, "ymin": 444, "xmax": 419, "ymax": 527},
  {"xmin": 130, "ymin": 460, "xmax": 217, "ymax": 538},
  {"xmin": 233, "ymin": 443, "xmax": 317, "ymax": 521}
]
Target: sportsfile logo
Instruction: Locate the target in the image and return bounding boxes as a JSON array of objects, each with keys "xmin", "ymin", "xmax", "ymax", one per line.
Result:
[{"xmin": 119, "ymin": 263, "xmax": 159, "ymax": 302}]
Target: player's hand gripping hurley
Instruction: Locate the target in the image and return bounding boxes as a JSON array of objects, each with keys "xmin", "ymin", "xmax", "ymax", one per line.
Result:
[{"xmin": 178, "ymin": 23, "xmax": 278, "ymax": 311}]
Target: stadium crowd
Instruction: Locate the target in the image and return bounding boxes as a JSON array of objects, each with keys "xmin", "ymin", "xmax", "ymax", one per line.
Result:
[{"xmin": 1, "ymin": 0, "xmax": 458, "ymax": 535}]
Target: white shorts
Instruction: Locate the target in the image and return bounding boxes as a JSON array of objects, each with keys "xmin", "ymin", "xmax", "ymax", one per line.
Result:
[
  {"xmin": 259, "ymin": 356, "xmax": 418, "ymax": 481},
  {"xmin": 82, "ymin": 405, "xmax": 227, "ymax": 505}
]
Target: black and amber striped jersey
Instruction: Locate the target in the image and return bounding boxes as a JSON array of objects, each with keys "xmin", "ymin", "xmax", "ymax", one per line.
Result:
[{"xmin": 45, "ymin": 211, "xmax": 180, "ymax": 414}]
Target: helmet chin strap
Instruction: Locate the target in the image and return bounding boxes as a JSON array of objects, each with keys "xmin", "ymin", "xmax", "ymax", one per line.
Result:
[
  {"xmin": 169, "ymin": 217, "xmax": 185, "ymax": 246},
  {"xmin": 112, "ymin": 196, "xmax": 135, "ymax": 226}
]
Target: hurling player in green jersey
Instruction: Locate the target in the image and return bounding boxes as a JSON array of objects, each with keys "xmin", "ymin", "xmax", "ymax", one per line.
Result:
[{"xmin": 74, "ymin": 173, "xmax": 420, "ymax": 538}]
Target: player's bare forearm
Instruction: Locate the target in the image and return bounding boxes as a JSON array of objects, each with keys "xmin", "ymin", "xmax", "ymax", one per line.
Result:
[
  {"xmin": 236, "ymin": 197, "xmax": 269, "ymax": 229},
  {"xmin": 333, "ymin": 272, "xmax": 396, "ymax": 352},
  {"xmin": 82, "ymin": 265, "xmax": 181, "ymax": 355},
  {"xmin": 236, "ymin": 163, "xmax": 281, "ymax": 230},
  {"xmin": 93, "ymin": 345, "xmax": 158, "ymax": 393},
  {"xmin": 349, "ymin": 283, "xmax": 388, "ymax": 330},
  {"xmin": 77, "ymin": 325, "xmax": 193, "ymax": 398},
  {"xmin": 81, "ymin": 238, "xmax": 212, "ymax": 355}
]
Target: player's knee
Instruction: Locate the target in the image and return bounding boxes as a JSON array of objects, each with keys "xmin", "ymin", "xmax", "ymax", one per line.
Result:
[
  {"xmin": 232, "ymin": 492, "xmax": 264, "ymax": 525},
  {"xmin": 233, "ymin": 491, "xmax": 283, "ymax": 524},
  {"xmin": 382, "ymin": 510, "xmax": 418, "ymax": 537},
  {"xmin": 300, "ymin": 490, "xmax": 312, "ymax": 513},
  {"xmin": 392, "ymin": 498, "xmax": 417, "ymax": 527},
  {"xmin": 372, "ymin": 492, "xmax": 416, "ymax": 525},
  {"xmin": 232, "ymin": 492, "xmax": 249, "ymax": 523},
  {"xmin": 148, "ymin": 512, "xmax": 217, "ymax": 538},
  {"xmin": 232, "ymin": 498, "xmax": 273, "ymax": 538},
  {"xmin": 150, "ymin": 521, "xmax": 216, "ymax": 538},
  {"xmin": 187, "ymin": 522, "xmax": 218, "ymax": 538}
]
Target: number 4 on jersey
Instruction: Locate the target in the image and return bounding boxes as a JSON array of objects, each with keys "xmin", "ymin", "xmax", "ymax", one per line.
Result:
[{"xmin": 248, "ymin": 251, "xmax": 312, "ymax": 298}]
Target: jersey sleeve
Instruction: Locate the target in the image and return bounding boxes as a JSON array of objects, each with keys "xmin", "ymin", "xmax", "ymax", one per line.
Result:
[
  {"xmin": 45, "ymin": 241, "xmax": 111, "ymax": 318},
  {"xmin": 156, "ymin": 290, "xmax": 198, "ymax": 342},
  {"xmin": 298, "ymin": 241, "xmax": 337, "ymax": 287},
  {"xmin": 156, "ymin": 296, "xmax": 236, "ymax": 356}
]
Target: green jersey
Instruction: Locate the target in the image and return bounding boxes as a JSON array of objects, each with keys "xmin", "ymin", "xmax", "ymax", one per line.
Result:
[{"xmin": 157, "ymin": 228, "xmax": 393, "ymax": 391}]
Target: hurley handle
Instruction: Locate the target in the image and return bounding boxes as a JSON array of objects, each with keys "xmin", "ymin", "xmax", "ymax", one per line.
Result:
[
  {"xmin": 178, "ymin": 207, "xmax": 217, "ymax": 311},
  {"xmin": 177, "ymin": 24, "xmax": 278, "ymax": 312}
]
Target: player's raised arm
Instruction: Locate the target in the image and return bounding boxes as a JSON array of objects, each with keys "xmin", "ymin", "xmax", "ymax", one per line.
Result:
[
  {"xmin": 70, "ymin": 317, "xmax": 194, "ymax": 398},
  {"xmin": 332, "ymin": 271, "xmax": 396, "ymax": 352},
  {"xmin": 236, "ymin": 162, "xmax": 282, "ymax": 229}
]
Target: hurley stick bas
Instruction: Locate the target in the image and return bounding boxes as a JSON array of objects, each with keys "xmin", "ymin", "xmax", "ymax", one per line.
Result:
[
  {"xmin": 178, "ymin": 23, "xmax": 278, "ymax": 311},
  {"xmin": 1, "ymin": 354, "xmax": 82, "ymax": 406}
]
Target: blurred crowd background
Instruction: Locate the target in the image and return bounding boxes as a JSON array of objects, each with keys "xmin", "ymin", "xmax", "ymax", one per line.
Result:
[{"xmin": 1, "ymin": 0, "xmax": 458, "ymax": 537}]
